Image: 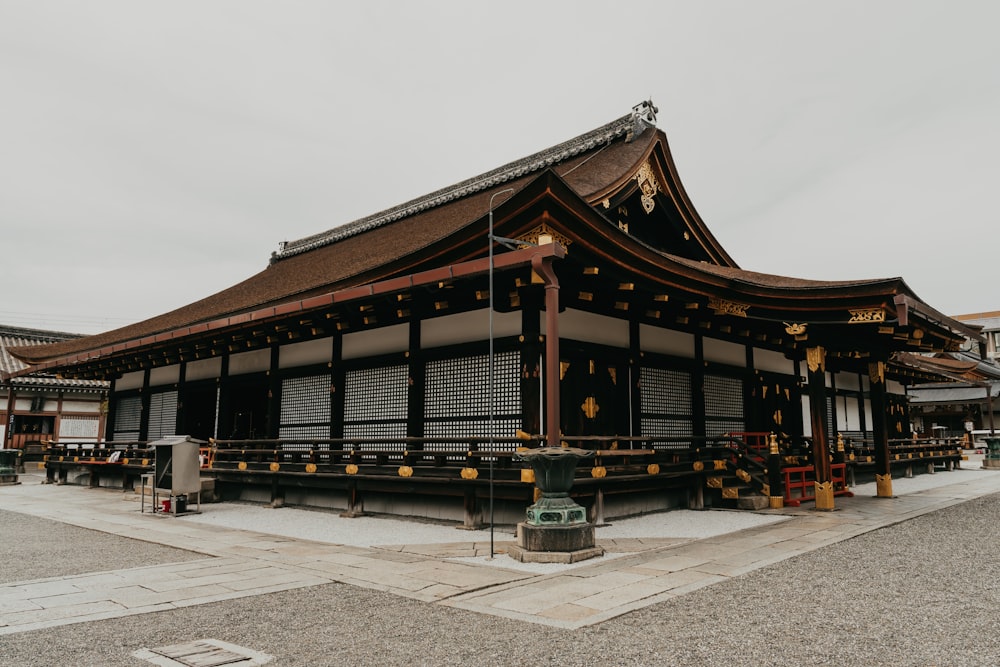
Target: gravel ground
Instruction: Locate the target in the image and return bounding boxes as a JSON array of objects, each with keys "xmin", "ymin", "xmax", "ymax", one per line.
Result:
[
  {"xmin": 0, "ymin": 510, "xmax": 203, "ymax": 584},
  {"xmin": 3, "ymin": 492, "xmax": 999, "ymax": 667}
]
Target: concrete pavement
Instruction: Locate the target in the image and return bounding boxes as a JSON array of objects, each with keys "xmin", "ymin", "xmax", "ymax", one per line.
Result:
[{"xmin": 2, "ymin": 466, "xmax": 999, "ymax": 633}]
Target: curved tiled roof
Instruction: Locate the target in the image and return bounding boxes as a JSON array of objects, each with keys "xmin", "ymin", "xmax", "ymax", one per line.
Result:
[
  {"xmin": 665, "ymin": 254, "xmax": 911, "ymax": 293},
  {"xmin": 1, "ymin": 325, "xmax": 108, "ymax": 388},
  {"xmin": 271, "ymin": 102, "xmax": 659, "ymax": 261}
]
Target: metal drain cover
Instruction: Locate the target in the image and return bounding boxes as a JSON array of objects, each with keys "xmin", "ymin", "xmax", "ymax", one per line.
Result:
[{"xmin": 134, "ymin": 639, "xmax": 273, "ymax": 667}]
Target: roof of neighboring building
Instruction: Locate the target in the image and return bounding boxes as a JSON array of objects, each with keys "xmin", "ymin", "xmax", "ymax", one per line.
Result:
[
  {"xmin": 908, "ymin": 384, "xmax": 1000, "ymax": 404},
  {"xmin": 954, "ymin": 312, "xmax": 1000, "ymax": 331},
  {"xmin": 0, "ymin": 325, "xmax": 108, "ymax": 390}
]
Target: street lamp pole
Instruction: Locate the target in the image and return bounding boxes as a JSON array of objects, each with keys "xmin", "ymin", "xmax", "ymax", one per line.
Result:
[{"xmin": 487, "ymin": 188, "xmax": 514, "ymax": 559}]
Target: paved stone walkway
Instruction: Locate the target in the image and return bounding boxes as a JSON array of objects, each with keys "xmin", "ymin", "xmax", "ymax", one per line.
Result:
[{"xmin": 2, "ymin": 467, "xmax": 999, "ymax": 634}]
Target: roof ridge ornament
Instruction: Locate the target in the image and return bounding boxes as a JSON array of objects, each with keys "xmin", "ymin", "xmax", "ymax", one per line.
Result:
[{"xmin": 627, "ymin": 100, "xmax": 658, "ymax": 142}]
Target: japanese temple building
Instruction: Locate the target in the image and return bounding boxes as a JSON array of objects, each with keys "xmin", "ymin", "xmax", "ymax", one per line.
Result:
[{"xmin": 6, "ymin": 101, "xmax": 984, "ymax": 523}]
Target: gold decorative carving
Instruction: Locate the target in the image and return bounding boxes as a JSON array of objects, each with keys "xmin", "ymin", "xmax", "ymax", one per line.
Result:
[
  {"xmin": 581, "ymin": 396, "xmax": 600, "ymax": 419},
  {"xmin": 519, "ymin": 223, "xmax": 572, "ymax": 250},
  {"xmin": 591, "ymin": 466, "xmax": 607, "ymax": 478},
  {"xmin": 269, "ymin": 462, "xmax": 280, "ymax": 472},
  {"xmin": 521, "ymin": 469, "xmax": 536, "ymax": 484},
  {"xmin": 707, "ymin": 476, "xmax": 723, "ymax": 488},
  {"xmin": 762, "ymin": 483, "xmax": 770, "ymax": 496},
  {"xmin": 647, "ymin": 463, "xmax": 660, "ymax": 475},
  {"xmin": 773, "ymin": 409, "xmax": 783, "ymax": 426},
  {"xmin": 693, "ymin": 461, "xmax": 705, "ymax": 472},
  {"xmin": 769, "ymin": 496, "xmax": 784, "ymax": 509},
  {"xmin": 722, "ymin": 487, "xmax": 739, "ymax": 500},
  {"xmin": 806, "ymin": 346, "xmax": 826, "ymax": 374},
  {"xmin": 398, "ymin": 466, "xmax": 414, "ymax": 478},
  {"xmin": 848, "ymin": 308, "xmax": 886, "ymax": 324},
  {"xmin": 784, "ymin": 322, "xmax": 807, "ymax": 335},
  {"xmin": 869, "ymin": 361, "xmax": 885, "ymax": 385},
  {"xmin": 714, "ymin": 459, "xmax": 727, "ymax": 471},
  {"xmin": 305, "ymin": 463, "xmax": 317, "ymax": 473},
  {"xmin": 560, "ymin": 361, "xmax": 570, "ymax": 381},
  {"xmin": 636, "ymin": 161, "xmax": 660, "ymax": 213},
  {"xmin": 736, "ymin": 469, "xmax": 751, "ymax": 483},
  {"xmin": 876, "ymin": 473, "xmax": 893, "ymax": 497},
  {"xmin": 460, "ymin": 467, "xmax": 479, "ymax": 480},
  {"xmin": 345, "ymin": 464, "xmax": 358, "ymax": 475},
  {"xmin": 238, "ymin": 461, "xmax": 247, "ymax": 471},
  {"xmin": 769, "ymin": 433, "xmax": 779, "ymax": 455},
  {"xmin": 814, "ymin": 480, "xmax": 835, "ymax": 510},
  {"xmin": 708, "ymin": 297, "xmax": 749, "ymax": 318}
]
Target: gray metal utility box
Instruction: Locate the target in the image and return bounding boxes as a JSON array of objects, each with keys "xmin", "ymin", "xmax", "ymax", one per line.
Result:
[{"xmin": 150, "ymin": 435, "xmax": 205, "ymax": 514}]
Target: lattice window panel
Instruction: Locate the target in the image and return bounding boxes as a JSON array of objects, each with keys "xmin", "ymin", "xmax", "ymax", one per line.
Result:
[
  {"xmin": 113, "ymin": 395, "xmax": 141, "ymax": 439},
  {"xmin": 58, "ymin": 416, "xmax": 100, "ymax": 439},
  {"xmin": 277, "ymin": 425, "xmax": 331, "ymax": 442},
  {"xmin": 640, "ymin": 367, "xmax": 692, "ymax": 416},
  {"xmin": 147, "ymin": 391, "xmax": 178, "ymax": 440},
  {"xmin": 704, "ymin": 374, "xmax": 745, "ymax": 436},
  {"xmin": 344, "ymin": 365, "xmax": 408, "ymax": 421},
  {"xmin": 705, "ymin": 419, "xmax": 746, "ymax": 438},
  {"xmin": 424, "ymin": 418, "xmax": 521, "ymax": 460},
  {"xmin": 280, "ymin": 375, "xmax": 331, "ymax": 427},
  {"xmin": 640, "ymin": 418, "xmax": 694, "ymax": 449},
  {"xmin": 342, "ymin": 422, "xmax": 406, "ymax": 460},
  {"xmin": 424, "ymin": 352, "xmax": 520, "ymax": 418},
  {"xmin": 826, "ymin": 395, "xmax": 836, "ymax": 441},
  {"xmin": 704, "ymin": 375, "xmax": 743, "ymax": 419}
]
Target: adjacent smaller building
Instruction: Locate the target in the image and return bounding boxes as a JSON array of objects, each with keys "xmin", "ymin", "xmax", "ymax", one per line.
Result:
[{"xmin": 1, "ymin": 325, "xmax": 109, "ymax": 458}]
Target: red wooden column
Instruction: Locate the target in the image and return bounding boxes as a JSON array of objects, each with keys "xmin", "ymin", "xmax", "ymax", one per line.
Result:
[
  {"xmin": 531, "ymin": 251, "xmax": 561, "ymax": 449},
  {"xmin": 869, "ymin": 359, "xmax": 894, "ymax": 498},
  {"xmin": 805, "ymin": 346, "xmax": 834, "ymax": 510}
]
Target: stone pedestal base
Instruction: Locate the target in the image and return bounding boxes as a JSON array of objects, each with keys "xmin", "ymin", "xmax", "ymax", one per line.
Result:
[
  {"xmin": 983, "ymin": 458, "xmax": 1000, "ymax": 469},
  {"xmin": 506, "ymin": 522, "xmax": 604, "ymax": 564}
]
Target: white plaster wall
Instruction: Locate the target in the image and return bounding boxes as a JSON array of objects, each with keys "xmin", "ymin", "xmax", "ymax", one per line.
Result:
[
  {"xmin": 186, "ymin": 357, "xmax": 221, "ymax": 382},
  {"xmin": 802, "ymin": 395, "xmax": 812, "ymax": 436},
  {"xmin": 421, "ymin": 309, "xmax": 521, "ymax": 349},
  {"xmin": 640, "ymin": 324, "xmax": 695, "ymax": 358},
  {"xmin": 753, "ymin": 348, "xmax": 794, "ymax": 375},
  {"xmin": 836, "ymin": 395, "xmax": 862, "ymax": 432},
  {"xmin": 342, "ymin": 323, "xmax": 408, "ymax": 359},
  {"xmin": 149, "ymin": 365, "xmax": 180, "ymax": 387},
  {"xmin": 556, "ymin": 309, "xmax": 628, "ymax": 348},
  {"xmin": 280, "ymin": 337, "xmax": 333, "ymax": 369},
  {"xmin": 229, "ymin": 349, "xmax": 271, "ymax": 375},
  {"xmin": 835, "ymin": 372, "xmax": 861, "ymax": 391},
  {"xmin": 117, "ymin": 370, "xmax": 144, "ymax": 391},
  {"xmin": 59, "ymin": 400, "xmax": 101, "ymax": 413},
  {"xmin": 704, "ymin": 337, "xmax": 746, "ymax": 367}
]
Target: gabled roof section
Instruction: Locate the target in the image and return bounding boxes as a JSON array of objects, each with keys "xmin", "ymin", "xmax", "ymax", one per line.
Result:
[
  {"xmin": 1, "ymin": 325, "xmax": 108, "ymax": 389},
  {"xmin": 272, "ymin": 101, "xmax": 662, "ymax": 262}
]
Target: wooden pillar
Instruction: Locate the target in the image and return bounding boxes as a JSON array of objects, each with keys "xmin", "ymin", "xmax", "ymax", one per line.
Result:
[
  {"xmin": 531, "ymin": 253, "xmax": 561, "ymax": 448},
  {"xmin": 267, "ymin": 346, "xmax": 280, "ymax": 439},
  {"xmin": 805, "ymin": 346, "xmax": 834, "ymax": 510},
  {"xmin": 406, "ymin": 319, "xmax": 424, "ymax": 441},
  {"xmin": 519, "ymin": 291, "xmax": 542, "ymax": 437},
  {"xmin": 869, "ymin": 359, "xmax": 893, "ymax": 498}
]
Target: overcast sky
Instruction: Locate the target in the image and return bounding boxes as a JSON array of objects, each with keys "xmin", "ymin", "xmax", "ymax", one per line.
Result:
[{"xmin": 2, "ymin": 1, "xmax": 997, "ymax": 335}]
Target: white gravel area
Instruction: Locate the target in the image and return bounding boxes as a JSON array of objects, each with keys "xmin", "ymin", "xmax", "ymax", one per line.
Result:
[
  {"xmin": 181, "ymin": 466, "xmax": 991, "ymax": 573},
  {"xmin": 182, "ymin": 502, "xmax": 786, "ymax": 549}
]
